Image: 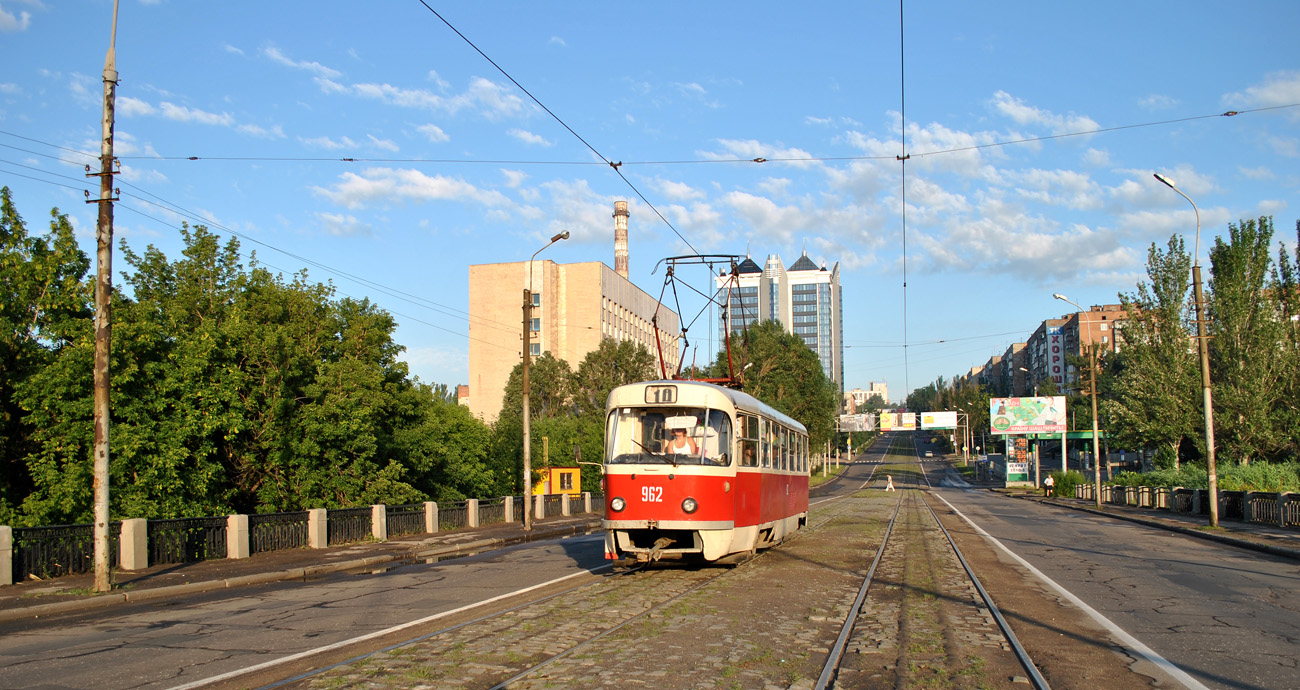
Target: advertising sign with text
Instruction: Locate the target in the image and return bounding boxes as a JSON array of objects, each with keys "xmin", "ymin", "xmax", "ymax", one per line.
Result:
[
  {"xmin": 989, "ymin": 396, "xmax": 1066, "ymax": 434},
  {"xmin": 921, "ymin": 411, "xmax": 958, "ymax": 429},
  {"xmin": 1048, "ymin": 325, "xmax": 1065, "ymax": 386}
]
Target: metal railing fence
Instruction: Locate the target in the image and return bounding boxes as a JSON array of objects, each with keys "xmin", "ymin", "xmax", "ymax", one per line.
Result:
[
  {"xmin": 148, "ymin": 517, "xmax": 228, "ymax": 565},
  {"xmin": 13, "ymin": 522, "xmax": 121, "ymax": 581},
  {"xmin": 479, "ymin": 498, "xmax": 506, "ymax": 525},
  {"xmin": 439, "ymin": 501, "xmax": 468, "ymax": 531},
  {"xmin": 249, "ymin": 511, "xmax": 309, "ymax": 554},
  {"xmin": 326, "ymin": 507, "xmax": 372, "ymax": 546},
  {"xmin": 387, "ymin": 503, "xmax": 425, "ymax": 538}
]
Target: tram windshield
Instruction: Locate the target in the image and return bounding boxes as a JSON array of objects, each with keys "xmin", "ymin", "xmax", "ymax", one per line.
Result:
[{"xmin": 605, "ymin": 407, "xmax": 733, "ymax": 466}]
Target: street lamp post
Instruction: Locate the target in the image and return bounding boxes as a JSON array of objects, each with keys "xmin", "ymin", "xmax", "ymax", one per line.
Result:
[
  {"xmin": 1054, "ymin": 294, "xmax": 1103, "ymax": 508},
  {"xmin": 1154, "ymin": 173, "xmax": 1218, "ymax": 528},
  {"xmin": 1018, "ymin": 366, "xmax": 1038, "ymax": 397},
  {"xmin": 522, "ymin": 231, "xmax": 569, "ymax": 531}
]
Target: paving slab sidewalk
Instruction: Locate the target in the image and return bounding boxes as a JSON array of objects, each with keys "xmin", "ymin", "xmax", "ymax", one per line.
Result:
[{"xmin": 0, "ymin": 514, "xmax": 603, "ymax": 623}]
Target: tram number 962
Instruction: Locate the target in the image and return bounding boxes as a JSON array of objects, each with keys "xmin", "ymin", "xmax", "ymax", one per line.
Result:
[{"xmin": 641, "ymin": 486, "xmax": 663, "ymax": 503}]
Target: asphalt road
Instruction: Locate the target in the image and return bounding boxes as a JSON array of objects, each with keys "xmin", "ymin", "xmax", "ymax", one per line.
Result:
[
  {"xmin": 3, "ymin": 433, "xmax": 1296, "ymax": 690},
  {"xmin": 0, "ymin": 535, "xmax": 609, "ymax": 690},
  {"xmin": 931, "ymin": 466, "xmax": 1300, "ymax": 690}
]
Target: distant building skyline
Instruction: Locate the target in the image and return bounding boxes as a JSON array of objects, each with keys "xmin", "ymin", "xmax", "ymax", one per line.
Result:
[{"xmin": 716, "ymin": 251, "xmax": 843, "ymax": 392}]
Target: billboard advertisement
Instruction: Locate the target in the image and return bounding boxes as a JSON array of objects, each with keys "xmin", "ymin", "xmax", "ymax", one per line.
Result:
[
  {"xmin": 838, "ymin": 413, "xmax": 876, "ymax": 432},
  {"xmin": 879, "ymin": 412, "xmax": 895, "ymax": 431},
  {"xmin": 899, "ymin": 412, "xmax": 916, "ymax": 430},
  {"xmin": 1047, "ymin": 325, "xmax": 1065, "ymax": 386},
  {"xmin": 921, "ymin": 411, "xmax": 958, "ymax": 429},
  {"xmin": 989, "ymin": 396, "xmax": 1066, "ymax": 434}
]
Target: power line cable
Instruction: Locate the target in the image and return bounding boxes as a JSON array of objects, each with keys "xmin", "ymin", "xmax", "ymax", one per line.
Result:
[{"xmin": 413, "ymin": 1, "xmax": 701, "ymax": 257}]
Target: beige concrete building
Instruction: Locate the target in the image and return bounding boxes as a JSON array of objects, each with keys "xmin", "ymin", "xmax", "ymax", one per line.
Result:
[{"xmin": 467, "ymin": 260, "xmax": 680, "ymax": 422}]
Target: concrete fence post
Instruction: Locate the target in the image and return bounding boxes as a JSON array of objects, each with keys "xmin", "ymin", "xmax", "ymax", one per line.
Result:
[
  {"xmin": 1279, "ymin": 493, "xmax": 1291, "ymax": 528},
  {"xmin": 583, "ymin": 491, "xmax": 592, "ymax": 514},
  {"xmin": 0, "ymin": 525, "xmax": 12, "ymax": 586},
  {"xmin": 467, "ymin": 499, "xmax": 480, "ymax": 528},
  {"xmin": 1244, "ymin": 492, "xmax": 1255, "ymax": 523},
  {"xmin": 120, "ymin": 518, "xmax": 148, "ymax": 571},
  {"xmin": 504, "ymin": 496, "xmax": 515, "ymax": 523},
  {"xmin": 308, "ymin": 508, "xmax": 328, "ymax": 548},
  {"xmin": 227, "ymin": 514, "xmax": 250, "ymax": 559},
  {"xmin": 371, "ymin": 504, "xmax": 387, "ymax": 542},
  {"xmin": 1191, "ymin": 489, "xmax": 1202, "ymax": 515},
  {"xmin": 534, "ymin": 494, "xmax": 545, "ymax": 520},
  {"xmin": 561, "ymin": 494, "xmax": 571, "ymax": 517},
  {"xmin": 425, "ymin": 501, "xmax": 438, "ymax": 533}
]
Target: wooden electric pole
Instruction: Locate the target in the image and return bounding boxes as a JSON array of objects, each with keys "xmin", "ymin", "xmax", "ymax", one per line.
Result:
[{"xmin": 88, "ymin": 0, "xmax": 120, "ymax": 594}]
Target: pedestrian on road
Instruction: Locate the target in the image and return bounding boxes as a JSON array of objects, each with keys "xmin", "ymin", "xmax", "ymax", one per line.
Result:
[
  {"xmin": 1043, "ymin": 473, "xmax": 1055, "ymax": 497},
  {"xmin": 885, "ymin": 474, "xmax": 895, "ymax": 491}
]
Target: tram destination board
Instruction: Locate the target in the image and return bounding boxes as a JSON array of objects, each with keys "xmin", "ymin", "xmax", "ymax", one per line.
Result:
[{"xmin": 644, "ymin": 384, "xmax": 676, "ymax": 404}]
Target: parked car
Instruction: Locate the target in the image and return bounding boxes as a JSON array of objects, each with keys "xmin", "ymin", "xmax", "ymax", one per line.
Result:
[{"xmin": 924, "ymin": 450, "xmax": 933, "ymax": 457}]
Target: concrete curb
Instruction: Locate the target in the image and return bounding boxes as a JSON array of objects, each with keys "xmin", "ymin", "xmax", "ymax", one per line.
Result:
[
  {"xmin": 1011, "ymin": 493, "xmax": 1300, "ymax": 561},
  {"xmin": 0, "ymin": 520, "xmax": 601, "ymax": 624}
]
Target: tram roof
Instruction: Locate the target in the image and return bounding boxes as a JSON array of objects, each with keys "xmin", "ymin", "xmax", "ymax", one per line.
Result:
[{"xmin": 607, "ymin": 379, "xmax": 807, "ymax": 434}]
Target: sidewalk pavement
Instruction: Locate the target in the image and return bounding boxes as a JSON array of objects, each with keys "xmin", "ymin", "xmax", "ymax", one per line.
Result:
[
  {"xmin": 0, "ymin": 514, "xmax": 603, "ymax": 624},
  {"xmin": 1006, "ymin": 489, "xmax": 1300, "ymax": 561}
]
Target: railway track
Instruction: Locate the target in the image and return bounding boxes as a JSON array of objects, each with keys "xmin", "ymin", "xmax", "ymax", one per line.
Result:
[
  {"xmin": 227, "ymin": 432, "xmax": 1047, "ymax": 690},
  {"xmin": 815, "ymin": 433, "xmax": 1048, "ymax": 689}
]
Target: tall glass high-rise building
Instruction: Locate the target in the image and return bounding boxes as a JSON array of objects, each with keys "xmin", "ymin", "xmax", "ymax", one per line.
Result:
[{"xmin": 716, "ymin": 251, "xmax": 843, "ymax": 391}]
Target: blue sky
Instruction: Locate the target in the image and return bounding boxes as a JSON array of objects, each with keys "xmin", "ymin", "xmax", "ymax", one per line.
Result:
[{"xmin": 2, "ymin": 1, "xmax": 1297, "ymax": 402}]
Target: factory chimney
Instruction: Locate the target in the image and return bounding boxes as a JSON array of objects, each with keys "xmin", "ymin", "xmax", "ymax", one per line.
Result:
[{"xmin": 613, "ymin": 200, "xmax": 630, "ymax": 279}]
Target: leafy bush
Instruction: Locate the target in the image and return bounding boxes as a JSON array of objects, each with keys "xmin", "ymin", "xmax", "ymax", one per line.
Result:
[
  {"xmin": 1106, "ymin": 462, "xmax": 1300, "ymax": 492},
  {"xmin": 1050, "ymin": 470, "xmax": 1086, "ymax": 498}
]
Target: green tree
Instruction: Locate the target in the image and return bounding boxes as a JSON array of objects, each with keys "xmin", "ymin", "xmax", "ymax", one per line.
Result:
[
  {"xmin": 1103, "ymin": 236, "xmax": 1199, "ymax": 468},
  {"xmin": 571, "ymin": 338, "xmax": 656, "ymax": 417},
  {"xmin": 0, "ymin": 188, "xmax": 91, "ymax": 524},
  {"xmin": 1207, "ymin": 217, "xmax": 1292, "ymax": 464},
  {"xmin": 720, "ymin": 320, "xmax": 838, "ymax": 447}
]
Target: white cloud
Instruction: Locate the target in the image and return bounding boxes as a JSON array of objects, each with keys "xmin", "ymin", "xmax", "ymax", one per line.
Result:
[
  {"xmin": 223, "ymin": 43, "xmax": 245, "ymax": 56},
  {"xmin": 1225, "ymin": 70, "xmax": 1300, "ymax": 110},
  {"xmin": 322, "ymin": 75, "xmax": 525, "ymax": 120},
  {"xmin": 1238, "ymin": 166, "xmax": 1274, "ymax": 180},
  {"xmin": 1139, "ymin": 94, "xmax": 1178, "ymax": 110},
  {"xmin": 991, "ymin": 91, "xmax": 1100, "ymax": 135},
  {"xmin": 367, "ymin": 134, "xmax": 399, "ymax": 152},
  {"xmin": 0, "ymin": 82, "xmax": 20, "ymax": 95},
  {"xmin": 0, "ymin": 4, "xmax": 31, "ymax": 32},
  {"xmin": 653, "ymin": 178, "xmax": 706, "ymax": 202},
  {"xmin": 300, "ymin": 135, "xmax": 357, "ymax": 150},
  {"xmin": 501, "ymin": 169, "xmax": 528, "ymax": 188},
  {"xmin": 312, "ymin": 167, "xmax": 513, "ymax": 210},
  {"xmin": 315, "ymin": 211, "xmax": 371, "ymax": 236},
  {"xmin": 263, "ymin": 46, "xmax": 341, "ymax": 79},
  {"xmin": 507, "ymin": 128, "xmax": 552, "ymax": 146},
  {"xmin": 118, "ymin": 96, "xmax": 156, "ymax": 117},
  {"xmin": 416, "ymin": 123, "xmax": 449, "ymax": 143},
  {"xmin": 1083, "ymin": 148, "xmax": 1111, "ymax": 167},
  {"xmin": 704, "ymin": 139, "xmax": 818, "ymax": 169},
  {"xmin": 158, "ymin": 102, "xmax": 234, "ymax": 126},
  {"xmin": 237, "ymin": 123, "xmax": 285, "ymax": 138},
  {"xmin": 549, "ymin": 36, "xmax": 566, "ymax": 47}
]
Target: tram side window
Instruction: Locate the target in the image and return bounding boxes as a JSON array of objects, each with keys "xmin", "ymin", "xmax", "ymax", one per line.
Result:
[
  {"xmin": 760, "ymin": 418, "xmax": 772, "ymax": 468},
  {"xmin": 782, "ymin": 428, "xmax": 790, "ymax": 470},
  {"xmin": 739, "ymin": 414, "xmax": 759, "ymax": 467},
  {"xmin": 799, "ymin": 435, "xmax": 807, "ymax": 472}
]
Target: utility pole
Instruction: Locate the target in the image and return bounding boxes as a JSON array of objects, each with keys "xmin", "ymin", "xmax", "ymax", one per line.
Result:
[
  {"xmin": 521, "ymin": 286, "xmax": 533, "ymax": 531},
  {"xmin": 88, "ymin": 0, "xmax": 121, "ymax": 594}
]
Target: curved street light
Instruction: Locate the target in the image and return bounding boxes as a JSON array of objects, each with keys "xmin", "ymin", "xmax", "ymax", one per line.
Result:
[
  {"xmin": 1054, "ymin": 293, "xmax": 1103, "ymax": 508},
  {"xmin": 522, "ymin": 231, "xmax": 569, "ymax": 531},
  {"xmin": 1153, "ymin": 173, "xmax": 1218, "ymax": 527}
]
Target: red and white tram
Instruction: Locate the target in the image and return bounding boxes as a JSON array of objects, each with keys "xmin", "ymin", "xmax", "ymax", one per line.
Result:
[{"xmin": 602, "ymin": 379, "xmax": 809, "ymax": 563}]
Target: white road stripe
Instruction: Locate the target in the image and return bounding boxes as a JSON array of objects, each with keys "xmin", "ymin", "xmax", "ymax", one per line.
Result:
[
  {"xmin": 166, "ymin": 565, "xmax": 610, "ymax": 690},
  {"xmin": 932, "ymin": 493, "xmax": 1211, "ymax": 690}
]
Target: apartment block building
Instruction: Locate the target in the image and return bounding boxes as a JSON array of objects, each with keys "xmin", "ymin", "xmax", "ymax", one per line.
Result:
[{"xmin": 466, "ymin": 259, "xmax": 679, "ymax": 422}]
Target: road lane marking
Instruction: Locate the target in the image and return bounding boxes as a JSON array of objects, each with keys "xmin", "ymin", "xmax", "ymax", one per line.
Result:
[
  {"xmin": 166, "ymin": 563, "xmax": 611, "ymax": 690},
  {"xmin": 932, "ymin": 493, "xmax": 1211, "ymax": 690}
]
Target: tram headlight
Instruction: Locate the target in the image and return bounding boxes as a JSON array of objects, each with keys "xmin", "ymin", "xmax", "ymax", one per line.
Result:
[
  {"xmin": 681, "ymin": 497, "xmax": 698, "ymax": 514},
  {"xmin": 610, "ymin": 497, "xmax": 626, "ymax": 512}
]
